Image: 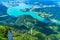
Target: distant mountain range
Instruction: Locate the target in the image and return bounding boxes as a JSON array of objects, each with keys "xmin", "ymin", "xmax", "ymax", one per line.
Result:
[{"xmin": 1, "ymin": 0, "xmax": 60, "ymax": 7}]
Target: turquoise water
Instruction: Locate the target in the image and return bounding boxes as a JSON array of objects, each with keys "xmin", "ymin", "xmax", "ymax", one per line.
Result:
[{"xmin": 7, "ymin": 7, "xmax": 45, "ymax": 22}]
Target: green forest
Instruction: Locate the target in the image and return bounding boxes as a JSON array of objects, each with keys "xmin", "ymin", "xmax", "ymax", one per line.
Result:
[{"xmin": 0, "ymin": 14, "xmax": 60, "ymax": 40}]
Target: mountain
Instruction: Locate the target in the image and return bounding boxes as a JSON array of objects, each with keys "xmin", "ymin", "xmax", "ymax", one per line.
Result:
[
  {"xmin": 0, "ymin": 1, "xmax": 60, "ymax": 40},
  {"xmin": 0, "ymin": 3, "xmax": 7, "ymax": 13},
  {"xmin": 25, "ymin": 1, "xmax": 56, "ymax": 5}
]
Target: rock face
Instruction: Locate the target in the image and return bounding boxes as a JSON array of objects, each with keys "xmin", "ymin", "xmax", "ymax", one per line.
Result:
[{"xmin": 7, "ymin": 30, "xmax": 13, "ymax": 40}]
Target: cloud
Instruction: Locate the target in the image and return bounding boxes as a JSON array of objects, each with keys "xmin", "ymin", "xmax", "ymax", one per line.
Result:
[
  {"xmin": 16, "ymin": 3, "xmax": 32, "ymax": 9},
  {"xmin": 0, "ymin": 15, "xmax": 8, "ymax": 17},
  {"xmin": 50, "ymin": 19, "xmax": 58, "ymax": 22},
  {"xmin": 43, "ymin": 5, "xmax": 56, "ymax": 8}
]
